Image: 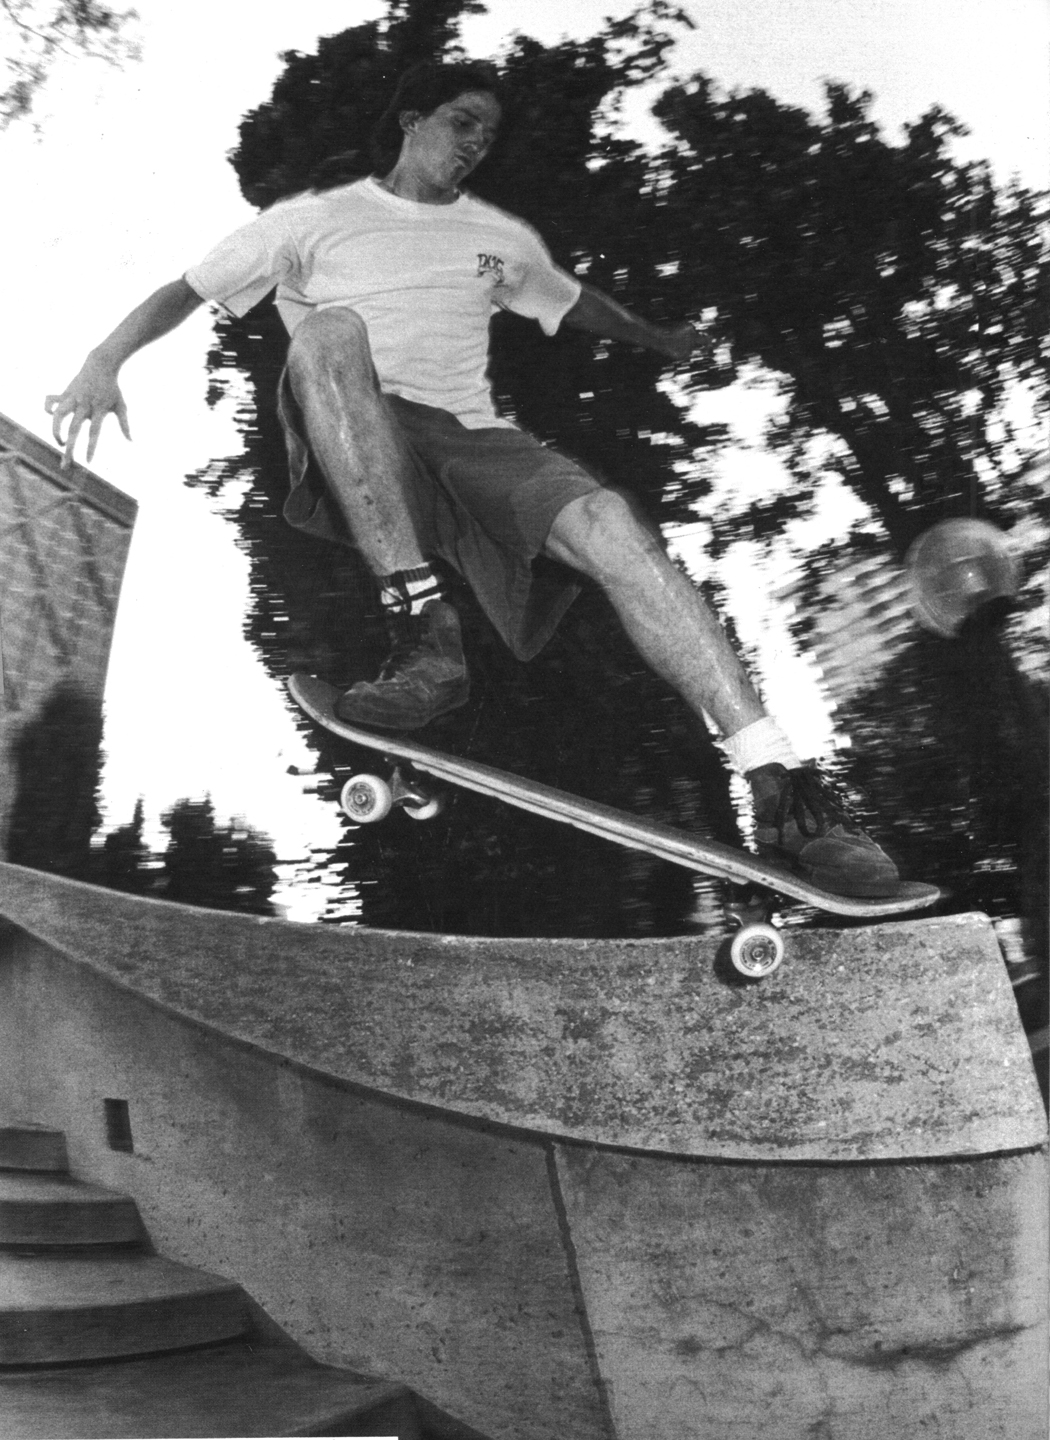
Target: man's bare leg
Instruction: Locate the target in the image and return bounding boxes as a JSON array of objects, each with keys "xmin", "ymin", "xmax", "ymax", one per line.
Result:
[
  {"xmin": 286, "ymin": 307, "xmax": 426, "ymax": 572},
  {"xmin": 545, "ymin": 490, "xmax": 900, "ymax": 895},
  {"xmin": 544, "ymin": 489, "xmax": 768, "ymax": 738},
  {"xmin": 286, "ymin": 306, "xmax": 469, "ymax": 728}
]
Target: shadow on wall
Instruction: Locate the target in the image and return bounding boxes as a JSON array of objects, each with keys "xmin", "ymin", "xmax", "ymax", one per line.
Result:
[{"xmin": 6, "ymin": 681, "xmax": 103, "ymax": 877}]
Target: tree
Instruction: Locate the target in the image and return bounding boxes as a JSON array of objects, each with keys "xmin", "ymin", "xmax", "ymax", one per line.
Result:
[
  {"xmin": 650, "ymin": 78, "xmax": 1048, "ymax": 556},
  {"xmin": 1, "ymin": 0, "xmax": 140, "ymax": 129},
  {"xmin": 160, "ymin": 797, "xmax": 278, "ymax": 916},
  {"xmin": 92, "ymin": 794, "xmax": 154, "ymax": 894},
  {"xmin": 196, "ymin": 0, "xmax": 1045, "ymax": 951},
  {"xmin": 197, "ymin": 0, "xmax": 736, "ymax": 936},
  {"xmin": 649, "ymin": 76, "xmax": 1047, "ymax": 999},
  {"xmin": 71, "ymin": 794, "xmax": 280, "ymax": 913}
]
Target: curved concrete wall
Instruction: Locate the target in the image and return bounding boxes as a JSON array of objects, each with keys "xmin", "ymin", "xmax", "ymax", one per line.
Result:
[
  {"xmin": 0, "ymin": 863, "xmax": 1045, "ymax": 1439},
  {"xmin": 0, "ymin": 863, "xmax": 1040, "ymax": 1162}
]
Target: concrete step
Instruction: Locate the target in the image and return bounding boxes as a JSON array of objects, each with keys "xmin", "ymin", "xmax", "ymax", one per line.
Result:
[
  {"xmin": 0, "ymin": 1173, "xmax": 143, "ymax": 1247},
  {"xmin": 0, "ymin": 1337, "xmax": 418, "ymax": 1438},
  {"xmin": 0, "ymin": 1252, "xmax": 246, "ymax": 1363},
  {"xmin": 0, "ymin": 1127, "xmax": 68, "ymax": 1173}
]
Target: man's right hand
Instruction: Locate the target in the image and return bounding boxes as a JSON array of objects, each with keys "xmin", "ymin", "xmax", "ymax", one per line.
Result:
[
  {"xmin": 43, "ymin": 277, "xmax": 204, "ymax": 470},
  {"xmin": 46, "ymin": 356, "xmax": 130, "ymax": 470}
]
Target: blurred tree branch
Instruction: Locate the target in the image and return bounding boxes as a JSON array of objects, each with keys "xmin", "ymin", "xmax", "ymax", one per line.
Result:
[{"xmin": 1, "ymin": 0, "xmax": 140, "ymax": 128}]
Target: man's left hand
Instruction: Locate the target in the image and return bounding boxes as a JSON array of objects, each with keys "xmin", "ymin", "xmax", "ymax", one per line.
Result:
[{"xmin": 651, "ymin": 321, "xmax": 711, "ymax": 363}]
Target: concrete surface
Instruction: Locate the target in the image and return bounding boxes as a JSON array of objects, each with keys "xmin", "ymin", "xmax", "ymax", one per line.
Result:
[
  {"xmin": 0, "ymin": 1251, "xmax": 246, "ymax": 1362},
  {"xmin": 0, "ymin": 1340, "xmax": 413, "ymax": 1440},
  {"xmin": 0, "ymin": 1124, "xmax": 67, "ymax": 1171},
  {"xmin": 0, "ymin": 943, "xmax": 611, "ymax": 1438},
  {"xmin": 0, "ymin": 1121, "xmax": 449, "ymax": 1439},
  {"xmin": 556, "ymin": 1144, "xmax": 1047, "ymax": 1438},
  {"xmin": 0, "ymin": 866, "xmax": 1045, "ymax": 1438},
  {"xmin": 0, "ymin": 862, "xmax": 1042, "ymax": 1161},
  {"xmin": 0, "ymin": 1172, "xmax": 143, "ymax": 1245}
]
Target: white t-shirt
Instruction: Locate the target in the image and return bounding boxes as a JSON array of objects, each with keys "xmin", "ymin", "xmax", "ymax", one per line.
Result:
[{"xmin": 184, "ymin": 176, "xmax": 582, "ymax": 429}]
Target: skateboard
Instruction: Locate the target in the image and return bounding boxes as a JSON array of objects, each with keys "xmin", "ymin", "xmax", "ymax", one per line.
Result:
[{"xmin": 288, "ymin": 673, "xmax": 943, "ymax": 977}]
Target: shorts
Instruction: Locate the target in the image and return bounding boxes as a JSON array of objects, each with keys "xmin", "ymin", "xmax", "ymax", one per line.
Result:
[{"xmin": 277, "ymin": 370, "xmax": 604, "ymax": 660}]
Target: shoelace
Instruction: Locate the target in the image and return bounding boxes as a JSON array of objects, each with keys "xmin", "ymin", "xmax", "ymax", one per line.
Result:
[
  {"xmin": 772, "ymin": 766, "xmax": 852, "ymax": 839},
  {"xmin": 375, "ymin": 639, "xmax": 424, "ymax": 681},
  {"xmin": 372, "ymin": 608, "xmax": 431, "ymax": 681}
]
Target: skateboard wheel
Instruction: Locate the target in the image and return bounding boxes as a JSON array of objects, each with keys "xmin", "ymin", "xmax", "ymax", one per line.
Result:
[
  {"xmin": 403, "ymin": 793, "xmax": 445, "ymax": 821},
  {"xmin": 339, "ymin": 774, "xmax": 393, "ymax": 823},
  {"xmin": 730, "ymin": 923, "xmax": 784, "ymax": 978}
]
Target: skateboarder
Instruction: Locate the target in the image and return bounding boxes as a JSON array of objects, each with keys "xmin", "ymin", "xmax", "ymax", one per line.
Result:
[{"xmin": 46, "ymin": 59, "xmax": 899, "ymax": 898}]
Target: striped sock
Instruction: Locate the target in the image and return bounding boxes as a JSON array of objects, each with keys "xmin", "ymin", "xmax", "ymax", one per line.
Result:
[{"xmin": 378, "ymin": 564, "xmax": 445, "ymax": 617}]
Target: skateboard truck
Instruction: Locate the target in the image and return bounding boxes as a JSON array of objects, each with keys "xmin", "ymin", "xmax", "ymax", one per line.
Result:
[
  {"xmin": 340, "ymin": 765, "xmax": 445, "ymax": 824},
  {"xmin": 725, "ymin": 892, "xmax": 785, "ymax": 978},
  {"xmin": 288, "ymin": 756, "xmax": 445, "ymax": 823}
]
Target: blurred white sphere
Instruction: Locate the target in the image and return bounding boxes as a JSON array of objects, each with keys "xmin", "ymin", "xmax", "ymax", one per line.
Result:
[{"xmin": 905, "ymin": 518, "xmax": 1021, "ymax": 638}]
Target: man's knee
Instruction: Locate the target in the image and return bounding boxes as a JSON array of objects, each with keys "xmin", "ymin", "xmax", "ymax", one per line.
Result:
[
  {"xmin": 548, "ymin": 487, "xmax": 663, "ymax": 580},
  {"xmin": 287, "ymin": 307, "xmax": 378, "ymax": 391}
]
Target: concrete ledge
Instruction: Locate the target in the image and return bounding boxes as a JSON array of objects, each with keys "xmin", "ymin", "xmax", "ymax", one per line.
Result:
[
  {"xmin": 0, "ymin": 875, "xmax": 1045, "ymax": 1440},
  {"xmin": 0, "ymin": 863, "xmax": 1042, "ymax": 1161}
]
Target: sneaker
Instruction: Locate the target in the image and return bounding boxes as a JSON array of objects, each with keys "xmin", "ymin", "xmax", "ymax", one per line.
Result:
[
  {"xmin": 334, "ymin": 599, "xmax": 469, "ymax": 730},
  {"xmin": 749, "ymin": 762, "xmax": 900, "ymax": 898}
]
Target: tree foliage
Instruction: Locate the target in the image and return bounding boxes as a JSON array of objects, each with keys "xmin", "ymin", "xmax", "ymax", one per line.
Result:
[
  {"xmin": 0, "ymin": 0, "xmax": 140, "ymax": 129},
  {"xmin": 226, "ymin": 0, "xmax": 721, "ymax": 525},
  {"xmin": 159, "ymin": 797, "xmax": 277, "ymax": 915},
  {"xmin": 87, "ymin": 796, "xmax": 278, "ymax": 914},
  {"xmin": 95, "ymin": 794, "xmax": 152, "ymax": 893},
  {"xmin": 651, "ymin": 77, "xmax": 1048, "ymax": 555},
  {"xmin": 194, "ymin": 0, "xmax": 739, "ymax": 937},
  {"xmin": 227, "ymin": 2, "xmax": 1047, "ymax": 554},
  {"xmin": 194, "ymin": 0, "xmax": 1046, "ymax": 943},
  {"xmin": 4, "ymin": 686, "xmax": 278, "ymax": 916}
]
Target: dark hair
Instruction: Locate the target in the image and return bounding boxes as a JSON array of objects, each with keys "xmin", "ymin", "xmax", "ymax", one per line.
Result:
[{"xmin": 369, "ymin": 60, "xmax": 504, "ymax": 173}]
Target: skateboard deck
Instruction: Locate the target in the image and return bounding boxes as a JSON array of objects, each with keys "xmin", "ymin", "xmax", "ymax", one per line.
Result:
[{"xmin": 288, "ymin": 673, "xmax": 942, "ymax": 922}]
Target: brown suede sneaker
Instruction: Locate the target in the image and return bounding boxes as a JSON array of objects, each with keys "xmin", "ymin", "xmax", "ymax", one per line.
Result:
[
  {"xmin": 749, "ymin": 762, "xmax": 900, "ymax": 898},
  {"xmin": 334, "ymin": 599, "xmax": 470, "ymax": 730}
]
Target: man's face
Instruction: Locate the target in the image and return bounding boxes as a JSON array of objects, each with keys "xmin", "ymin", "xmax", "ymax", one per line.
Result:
[{"xmin": 400, "ymin": 90, "xmax": 502, "ymax": 187}]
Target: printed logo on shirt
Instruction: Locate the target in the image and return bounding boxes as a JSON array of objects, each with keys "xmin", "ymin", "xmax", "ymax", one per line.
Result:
[{"xmin": 477, "ymin": 253, "xmax": 506, "ymax": 285}]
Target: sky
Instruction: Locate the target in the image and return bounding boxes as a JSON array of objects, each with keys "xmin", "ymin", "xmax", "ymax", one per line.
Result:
[{"xmin": 0, "ymin": 0, "xmax": 1046, "ymax": 916}]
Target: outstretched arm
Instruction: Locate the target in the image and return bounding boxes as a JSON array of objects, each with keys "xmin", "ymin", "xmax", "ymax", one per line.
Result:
[
  {"xmin": 46, "ymin": 277, "xmax": 204, "ymax": 469},
  {"xmin": 562, "ymin": 282, "xmax": 707, "ymax": 363}
]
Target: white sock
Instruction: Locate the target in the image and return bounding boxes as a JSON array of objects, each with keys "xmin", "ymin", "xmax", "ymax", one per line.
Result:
[
  {"xmin": 723, "ymin": 716, "xmax": 802, "ymax": 776},
  {"xmin": 379, "ymin": 564, "xmax": 444, "ymax": 617}
]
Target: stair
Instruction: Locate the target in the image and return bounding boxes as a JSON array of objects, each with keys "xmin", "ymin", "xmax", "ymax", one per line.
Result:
[
  {"xmin": 1, "ymin": 1341, "xmax": 422, "ymax": 1439},
  {"xmin": 0, "ymin": 1251, "xmax": 247, "ymax": 1363},
  {"xmin": 0, "ymin": 1125, "xmax": 68, "ymax": 1172},
  {"xmin": 0, "ymin": 1124, "xmax": 425, "ymax": 1437},
  {"xmin": 0, "ymin": 1172, "xmax": 143, "ymax": 1247}
]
